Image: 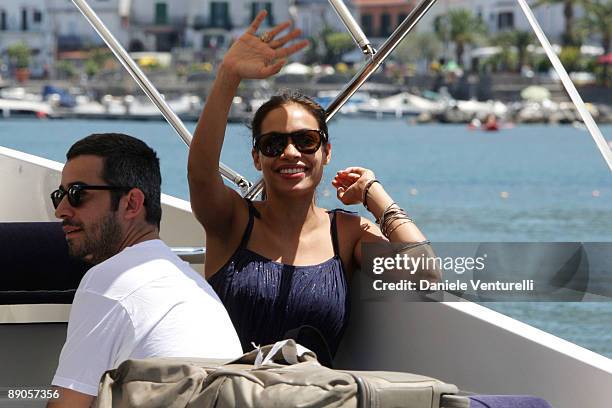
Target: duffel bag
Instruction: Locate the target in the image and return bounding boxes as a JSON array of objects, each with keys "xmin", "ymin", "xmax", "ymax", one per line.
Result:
[{"xmin": 96, "ymin": 339, "xmax": 467, "ymax": 408}]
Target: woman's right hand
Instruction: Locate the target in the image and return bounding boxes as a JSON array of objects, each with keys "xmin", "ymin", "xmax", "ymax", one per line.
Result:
[
  {"xmin": 332, "ymin": 167, "xmax": 377, "ymax": 206},
  {"xmin": 221, "ymin": 10, "xmax": 308, "ymax": 80}
]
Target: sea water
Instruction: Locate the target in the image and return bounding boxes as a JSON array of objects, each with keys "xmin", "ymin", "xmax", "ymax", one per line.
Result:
[{"xmin": 1, "ymin": 118, "xmax": 611, "ymax": 357}]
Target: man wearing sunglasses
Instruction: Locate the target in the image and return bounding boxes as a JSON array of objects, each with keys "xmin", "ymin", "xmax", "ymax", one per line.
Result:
[{"xmin": 48, "ymin": 133, "xmax": 241, "ymax": 408}]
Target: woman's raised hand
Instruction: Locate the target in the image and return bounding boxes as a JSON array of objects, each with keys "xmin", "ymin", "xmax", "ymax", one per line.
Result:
[
  {"xmin": 332, "ymin": 167, "xmax": 377, "ymax": 206},
  {"xmin": 221, "ymin": 10, "xmax": 308, "ymax": 80}
]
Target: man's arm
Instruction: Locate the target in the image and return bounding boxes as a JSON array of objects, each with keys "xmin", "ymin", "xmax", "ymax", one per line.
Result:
[{"xmin": 47, "ymin": 387, "xmax": 94, "ymax": 408}]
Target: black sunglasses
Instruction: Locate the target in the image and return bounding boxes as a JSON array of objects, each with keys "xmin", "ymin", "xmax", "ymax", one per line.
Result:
[
  {"xmin": 50, "ymin": 183, "xmax": 132, "ymax": 209},
  {"xmin": 254, "ymin": 129, "xmax": 327, "ymax": 157}
]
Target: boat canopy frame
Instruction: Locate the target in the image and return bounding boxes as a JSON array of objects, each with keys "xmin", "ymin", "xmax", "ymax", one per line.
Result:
[{"xmin": 70, "ymin": 0, "xmax": 612, "ymax": 200}]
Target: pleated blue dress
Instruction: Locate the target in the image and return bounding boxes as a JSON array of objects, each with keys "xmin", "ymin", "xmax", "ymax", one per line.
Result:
[{"xmin": 209, "ymin": 199, "xmax": 350, "ymax": 361}]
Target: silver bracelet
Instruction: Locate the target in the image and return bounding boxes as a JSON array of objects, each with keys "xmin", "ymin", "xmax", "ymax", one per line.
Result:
[
  {"xmin": 376, "ymin": 202, "xmax": 398, "ymax": 224},
  {"xmin": 377, "ymin": 203, "xmax": 414, "ymax": 238},
  {"xmin": 386, "ymin": 220, "xmax": 414, "ymax": 237}
]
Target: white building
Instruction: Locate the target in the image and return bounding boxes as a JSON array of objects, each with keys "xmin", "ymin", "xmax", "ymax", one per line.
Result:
[
  {"xmin": 0, "ymin": 0, "xmax": 53, "ymax": 77},
  {"xmin": 184, "ymin": 0, "xmax": 291, "ymax": 51},
  {"xmin": 46, "ymin": 1, "xmax": 292, "ymax": 53},
  {"xmin": 124, "ymin": 0, "xmax": 190, "ymax": 52},
  {"xmin": 414, "ymin": 0, "xmax": 590, "ymax": 67},
  {"xmin": 293, "ymin": 0, "xmax": 358, "ymax": 39},
  {"xmin": 46, "ymin": 0, "xmax": 130, "ymax": 50},
  {"xmin": 418, "ymin": 0, "xmax": 584, "ymax": 44}
]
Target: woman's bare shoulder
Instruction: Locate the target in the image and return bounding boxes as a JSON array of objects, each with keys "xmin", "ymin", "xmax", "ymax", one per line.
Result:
[
  {"xmin": 333, "ymin": 209, "xmax": 368, "ymax": 238},
  {"xmin": 335, "ymin": 209, "xmax": 385, "ymax": 244},
  {"xmin": 334, "ymin": 209, "xmax": 374, "ymax": 227},
  {"xmin": 204, "ymin": 197, "xmax": 252, "ymax": 278}
]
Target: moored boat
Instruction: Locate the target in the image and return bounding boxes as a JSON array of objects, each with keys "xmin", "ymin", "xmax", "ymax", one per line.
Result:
[
  {"xmin": 1, "ymin": 145, "xmax": 611, "ymax": 408},
  {"xmin": 0, "ymin": 98, "xmax": 55, "ymax": 119},
  {"xmin": 356, "ymin": 92, "xmax": 444, "ymax": 118}
]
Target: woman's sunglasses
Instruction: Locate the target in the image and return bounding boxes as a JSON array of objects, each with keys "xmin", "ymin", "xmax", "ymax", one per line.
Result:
[
  {"xmin": 254, "ymin": 129, "xmax": 327, "ymax": 157},
  {"xmin": 50, "ymin": 183, "xmax": 131, "ymax": 209}
]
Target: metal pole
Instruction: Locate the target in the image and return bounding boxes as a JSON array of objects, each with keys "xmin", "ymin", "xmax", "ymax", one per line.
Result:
[
  {"xmin": 244, "ymin": 179, "xmax": 265, "ymax": 200},
  {"xmin": 516, "ymin": 0, "xmax": 612, "ymax": 171},
  {"xmin": 70, "ymin": 0, "xmax": 253, "ymax": 190},
  {"xmin": 328, "ymin": 0, "xmax": 375, "ymax": 56},
  {"xmin": 326, "ymin": 0, "xmax": 438, "ymax": 121},
  {"xmin": 245, "ymin": 0, "xmax": 439, "ymax": 199}
]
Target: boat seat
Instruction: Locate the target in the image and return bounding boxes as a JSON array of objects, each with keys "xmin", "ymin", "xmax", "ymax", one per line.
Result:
[
  {"xmin": 0, "ymin": 222, "xmax": 90, "ymax": 305},
  {"xmin": 0, "ymin": 222, "xmax": 206, "ymax": 305},
  {"xmin": 468, "ymin": 395, "xmax": 552, "ymax": 408}
]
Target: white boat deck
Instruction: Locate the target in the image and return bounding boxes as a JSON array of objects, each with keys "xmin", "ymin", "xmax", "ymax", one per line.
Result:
[{"xmin": 1, "ymin": 146, "xmax": 610, "ymax": 407}]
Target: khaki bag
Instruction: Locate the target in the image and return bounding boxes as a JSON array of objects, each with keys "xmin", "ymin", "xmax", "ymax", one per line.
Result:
[{"xmin": 96, "ymin": 340, "xmax": 468, "ymax": 408}]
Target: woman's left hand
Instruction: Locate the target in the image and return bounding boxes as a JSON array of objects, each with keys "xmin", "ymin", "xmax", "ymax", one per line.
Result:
[
  {"xmin": 221, "ymin": 10, "xmax": 309, "ymax": 80},
  {"xmin": 332, "ymin": 167, "xmax": 376, "ymax": 205}
]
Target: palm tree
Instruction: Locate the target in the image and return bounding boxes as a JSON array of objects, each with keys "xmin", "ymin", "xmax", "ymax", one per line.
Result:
[
  {"xmin": 512, "ymin": 31, "xmax": 534, "ymax": 73},
  {"xmin": 395, "ymin": 32, "xmax": 443, "ymax": 66},
  {"xmin": 494, "ymin": 30, "xmax": 534, "ymax": 72},
  {"xmin": 579, "ymin": 0, "xmax": 611, "ymax": 55},
  {"xmin": 579, "ymin": 0, "xmax": 612, "ymax": 83},
  {"xmin": 534, "ymin": 0, "xmax": 581, "ymax": 46},
  {"xmin": 442, "ymin": 9, "xmax": 487, "ymax": 65}
]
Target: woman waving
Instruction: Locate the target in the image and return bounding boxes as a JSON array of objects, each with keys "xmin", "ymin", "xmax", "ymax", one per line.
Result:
[{"xmin": 188, "ymin": 11, "xmax": 438, "ymax": 365}]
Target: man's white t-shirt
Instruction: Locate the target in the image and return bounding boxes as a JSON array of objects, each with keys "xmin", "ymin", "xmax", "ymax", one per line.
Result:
[{"xmin": 52, "ymin": 239, "xmax": 242, "ymax": 396}]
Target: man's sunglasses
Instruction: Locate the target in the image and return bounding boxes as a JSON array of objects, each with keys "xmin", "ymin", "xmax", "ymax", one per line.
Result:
[
  {"xmin": 254, "ymin": 129, "xmax": 327, "ymax": 157},
  {"xmin": 50, "ymin": 183, "xmax": 131, "ymax": 209}
]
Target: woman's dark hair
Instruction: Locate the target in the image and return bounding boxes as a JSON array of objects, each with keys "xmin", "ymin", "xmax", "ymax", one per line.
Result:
[
  {"xmin": 66, "ymin": 133, "xmax": 162, "ymax": 228},
  {"xmin": 251, "ymin": 91, "xmax": 328, "ymax": 143}
]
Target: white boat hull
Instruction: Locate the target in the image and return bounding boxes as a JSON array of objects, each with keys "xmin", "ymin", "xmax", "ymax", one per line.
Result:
[{"xmin": 0, "ymin": 147, "xmax": 610, "ymax": 407}]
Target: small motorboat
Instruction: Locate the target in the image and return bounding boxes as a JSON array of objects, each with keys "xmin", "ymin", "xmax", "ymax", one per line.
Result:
[
  {"xmin": 356, "ymin": 92, "xmax": 444, "ymax": 119},
  {"xmin": 0, "ymin": 98, "xmax": 54, "ymax": 119}
]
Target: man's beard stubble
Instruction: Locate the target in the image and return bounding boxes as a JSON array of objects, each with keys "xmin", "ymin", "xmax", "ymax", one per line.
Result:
[{"xmin": 66, "ymin": 213, "xmax": 123, "ymax": 265}]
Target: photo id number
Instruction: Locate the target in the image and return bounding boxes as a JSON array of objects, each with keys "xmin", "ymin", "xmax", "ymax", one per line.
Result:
[{"xmin": 7, "ymin": 388, "xmax": 60, "ymax": 400}]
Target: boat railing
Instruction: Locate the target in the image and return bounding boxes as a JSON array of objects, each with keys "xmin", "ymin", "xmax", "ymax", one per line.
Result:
[{"xmin": 171, "ymin": 247, "xmax": 206, "ymax": 264}]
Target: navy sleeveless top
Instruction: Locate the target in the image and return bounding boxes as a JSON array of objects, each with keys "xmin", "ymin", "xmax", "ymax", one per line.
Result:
[{"xmin": 209, "ymin": 199, "xmax": 350, "ymax": 358}]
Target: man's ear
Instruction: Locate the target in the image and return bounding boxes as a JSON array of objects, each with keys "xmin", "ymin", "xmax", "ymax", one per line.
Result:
[
  {"xmin": 122, "ymin": 188, "xmax": 146, "ymax": 221},
  {"xmin": 252, "ymin": 148, "xmax": 262, "ymax": 171},
  {"xmin": 323, "ymin": 143, "xmax": 332, "ymax": 165}
]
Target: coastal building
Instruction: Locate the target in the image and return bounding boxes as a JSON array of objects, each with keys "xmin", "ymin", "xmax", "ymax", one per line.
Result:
[
  {"xmin": 184, "ymin": 0, "xmax": 291, "ymax": 52},
  {"xmin": 126, "ymin": 0, "xmax": 191, "ymax": 52},
  {"xmin": 36, "ymin": 1, "xmax": 294, "ymax": 56},
  {"xmin": 416, "ymin": 0, "xmax": 587, "ymax": 60},
  {"xmin": 1, "ymin": 0, "xmax": 293, "ymax": 79},
  {"xmin": 0, "ymin": 0, "xmax": 53, "ymax": 78},
  {"xmin": 293, "ymin": 0, "xmax": 358, "ymax": 39},
  {"xmin": 46, "ymin": 0, "xmax": 130, "ymax": 51},
  {"xmin": 352, "ymin": 0, "xmax": 417, "ymax": 40},
  {"xmin": 421, "ymin": 0, "xmax": 585, "ymax": 40},
  {"xmin": 46, "ymin": 0, "xmax": 191, "ymax": 53}
]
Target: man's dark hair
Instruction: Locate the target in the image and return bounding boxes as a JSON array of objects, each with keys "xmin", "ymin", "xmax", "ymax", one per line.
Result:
[{"xmin": 66, "ymin": 133, "xmax": 162, "ymax": 228}]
